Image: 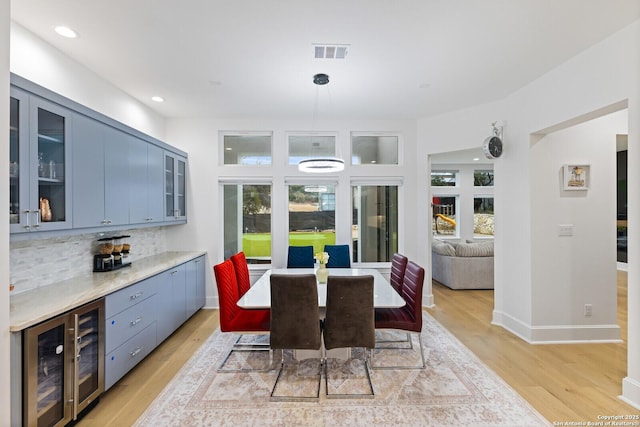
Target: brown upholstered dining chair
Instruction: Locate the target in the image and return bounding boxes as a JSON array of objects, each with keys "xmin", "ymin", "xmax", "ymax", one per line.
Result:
[
  {"xmin": 269, "ymin": 274, "xmax": 322, "ymax": 401},
  {"xmin": 323, "ymin": 275, "xmax": 375, "ymax": 398},
  {"xmin": 372, "ymin": 260, "xmax": 426, "ymax": 369},
  {"xmin": 213, "ymin": 259, "xmax": 270, "ymax": 372}
]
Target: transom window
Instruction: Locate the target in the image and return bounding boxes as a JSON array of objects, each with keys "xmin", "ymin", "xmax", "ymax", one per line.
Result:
[
  {"xmin": 222, "ymin": 133, "xmax": 272, "ymax": 165},
  {"xmin": 351, "ymin": 134, "xmax": 399, "ymax": 165}
]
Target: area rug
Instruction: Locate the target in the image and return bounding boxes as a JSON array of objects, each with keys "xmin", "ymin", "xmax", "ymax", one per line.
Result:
[{"xmin": 134, "ymin": 311, "xmax": 551, "ymax": 427}]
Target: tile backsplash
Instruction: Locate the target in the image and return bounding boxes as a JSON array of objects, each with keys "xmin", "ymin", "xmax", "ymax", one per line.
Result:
[{"xmin": 10, "ymin": 227, "xmax": 168, "ymax": 294}]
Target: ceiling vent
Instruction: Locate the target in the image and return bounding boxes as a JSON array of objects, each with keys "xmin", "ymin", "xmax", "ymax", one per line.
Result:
[{"xmin": 313, "ymin": 44, "xmax": 349, "ymax": 59}]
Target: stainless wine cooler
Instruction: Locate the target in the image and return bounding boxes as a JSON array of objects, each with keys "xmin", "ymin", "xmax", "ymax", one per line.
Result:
[{"xmin": 22, "ymin": 299, "xmax": 104, "ymax": 427}]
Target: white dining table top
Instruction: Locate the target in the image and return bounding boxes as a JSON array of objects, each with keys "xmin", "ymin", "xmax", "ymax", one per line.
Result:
[{"xmin": 237, "ymin": 268, "xmax": 406, "ymax": 309}]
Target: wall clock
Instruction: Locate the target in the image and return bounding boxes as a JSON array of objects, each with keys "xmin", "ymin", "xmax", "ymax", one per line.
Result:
[{"xmin": 483, "ymin": 135, "xmax": 503, "ymax": 159}]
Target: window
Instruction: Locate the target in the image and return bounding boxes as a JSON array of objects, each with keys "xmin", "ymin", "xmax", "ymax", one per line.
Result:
[
  {"xmin": 222, "ymin": 133, "xmax": 272, "ymax": 165},
  {"xmin": 352, "ymin": 184, "xmax": 399, "ymax": 262},
  {"xmin": 432, "ymin": 195, "xmax": 458, "ymax": 237},
  {"xmin": 431, "ymin": 170, "xmax": 457, "ymax": 186},
  {"xmin": 474, "ymin": 169, "xmax": 494, "ymax": 186},
  {"xmin": 351, "ymin": 134, "xmax": 398, "ymax": 165},
  {"xmin": 288, "ymin": 134, "xmax": 336, "ymax": 165},
  {"xmin": 474, "ymin": 196, "xmax": 494, "ymax": 237},
  {"xmin": 288, "ymin": 184, "xmax": 336, "ymax": 254},
  {"xmin": 223, "ymin": 184, "xmax": 272, "ymax": 263}
]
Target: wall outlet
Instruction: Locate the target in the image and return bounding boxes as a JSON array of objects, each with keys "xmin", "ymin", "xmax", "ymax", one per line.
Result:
[
  {"xmin": 558, "ymin": 224, "xmax": 574, "ymax": 236},
  {"xmin": 584, "ymin": 304, "xmax": 593, "ymax": 317}
]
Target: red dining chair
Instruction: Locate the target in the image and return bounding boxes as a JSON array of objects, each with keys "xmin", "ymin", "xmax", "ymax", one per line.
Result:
[
  {"xmin": 372, "ymin": 261, "xmax": 426, "ymax": 369},
  {"xmin": 213, "ymin": 259, "xmax": 271, "ymax": 372},
  {"xmin": 230, "ymin": 251, "xmax": 251, "ymax": 297}
]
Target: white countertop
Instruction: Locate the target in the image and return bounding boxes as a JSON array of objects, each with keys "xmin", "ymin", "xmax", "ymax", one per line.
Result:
[{"xmin": 10, "ymin": 251, "xmax": 206, "ymax": 332}]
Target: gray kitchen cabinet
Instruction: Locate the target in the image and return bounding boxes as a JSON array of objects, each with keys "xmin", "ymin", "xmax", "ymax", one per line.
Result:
[
  {"xmin": 164, "ymin": 151, "xmax": 187, "ymax": 222},
  {"xmin": 104, "ymin": 275, "xmax": 158, "ymax": 391},
  {"xmin": 185, "ymin": 255, "xmax": 206, "ymax": 319},
  {"xmin": 72, "ymin": 114, "xmax": 130, "ymax": 228},
  {"xmin": 9, "ymin": 87, "xmax": 74, "ymax": 233},
  {"xmin": 129, "ymin": 137, "xmax": 165, "ymax": 224},
  {"xmin": 104, "ymin": 322, "xmax": 157, "ymax": 391},
  {"xmin": 11, "ymin": 75, "xmax": 189, "ymax": 236},
  {"xmin": 156, "ymin": 263, "xmax": 188, "ymax": 343}
]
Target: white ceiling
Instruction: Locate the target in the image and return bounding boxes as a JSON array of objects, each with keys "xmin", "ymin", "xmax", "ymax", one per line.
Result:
[{"xmin": 10, "ymin": 0, "xmax": 640, "ymax": 121}]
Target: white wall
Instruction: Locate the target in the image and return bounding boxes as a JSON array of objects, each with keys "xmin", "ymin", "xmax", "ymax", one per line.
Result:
[
  {"xmin": 1, "ymin": 2, "xmax": 11, "ymax": 424},
  {"xmin": 10, "ymin": 22, "xmax": 166, "ymax": 140},
  {"xmin": 530, "ymin": 110, "xmax": 626, "ymax": 341},
  {"xmin": 418, "ymin": 19, "xmax": 640, "ymax": 407},
  {"xmin": 165, "ymin": 118, "xmax": 420, "ymax": 308}
]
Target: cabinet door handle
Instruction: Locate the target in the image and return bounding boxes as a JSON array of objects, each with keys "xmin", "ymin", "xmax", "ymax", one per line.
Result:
[
  {"xmin": 130, "ymin": 317, "xmax": 143, "ymax": 326},
  {"xmin": 32, "ymin": 210, "xmax": 40, "ymax": 229},
  {"xmin": 129, "ymin": 291, "xmax": 143, "ymax": 300},
  {"xmin": 130, "ymin": 346, "xmax": 143, "ymax": 357},
  {"xmin": 23, "ymin": 209, "xmax": 31, "ymax": 230}
]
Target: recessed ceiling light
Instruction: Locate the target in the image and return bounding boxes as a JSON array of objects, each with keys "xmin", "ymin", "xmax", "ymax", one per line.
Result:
[
  {"xmin": 151, "ymin": 96, "xmax": 164, "ymax": 103},
  {"xmin": 473, "ymin": 157, "xmax": 480, "ymax": 161},
  {"xmin": 55, "ymin": 26, "xmax": 78, "ymax": 38}
]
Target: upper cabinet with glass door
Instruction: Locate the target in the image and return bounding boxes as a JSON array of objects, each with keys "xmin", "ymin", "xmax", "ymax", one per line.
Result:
[
  {"xmin": 164, "ymin": 151, "xmax": 187, "ymax": 222},
  {"xmin": 10, "ymin": 87, "xmax": 72, "ymax": 233}
]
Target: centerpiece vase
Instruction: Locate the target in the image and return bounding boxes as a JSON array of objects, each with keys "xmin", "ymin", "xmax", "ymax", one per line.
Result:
[{"xmin": 316, "ymin": 264, "xmax": 329, "ymax": 284}]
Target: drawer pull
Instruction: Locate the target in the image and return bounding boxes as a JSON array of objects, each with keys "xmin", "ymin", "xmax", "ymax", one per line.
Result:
[
  {"xmin": 129, "ymin": 292, "xmax": 143, "ymax": 300},
  {"xmin": 130, "ymin": 317, "xmax": 143, "ymax": 326},
  {"xmin": 130, "ymin": 346, "xmax": 143, "ymax": 357}
]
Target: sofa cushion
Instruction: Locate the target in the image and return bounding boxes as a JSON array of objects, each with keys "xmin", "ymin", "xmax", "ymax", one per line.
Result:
[
  {"xmin": 455, "ymin": 241, "xmax": 494, "ymax": 257},
  {"xmin": 432, "ymin": 240, "xmax": 456, "ymax": 256}
]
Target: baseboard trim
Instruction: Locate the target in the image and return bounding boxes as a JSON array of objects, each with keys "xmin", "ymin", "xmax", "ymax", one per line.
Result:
[
  {"xmin": 621, "ymin": 377, "xmax": 640, "ymax": 410},
  {"xmin": 492, "ymin": 310, "xmax": 622, "ymax": 343}
]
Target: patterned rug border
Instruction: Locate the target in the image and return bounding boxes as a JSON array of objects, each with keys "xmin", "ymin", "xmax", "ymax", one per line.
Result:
[{"xmin": 134, "ymin": 310, "xmax": 551, "ymax": 427}]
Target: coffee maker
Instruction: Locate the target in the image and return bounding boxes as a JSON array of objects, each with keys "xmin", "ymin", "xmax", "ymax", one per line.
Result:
[
  {"xmin": 94, "ymin": 237, "xmax": 114, "ymax": 272},
  {"xmin": 93, "ymin": 235, "xmax": 132, "ymax": 272}
]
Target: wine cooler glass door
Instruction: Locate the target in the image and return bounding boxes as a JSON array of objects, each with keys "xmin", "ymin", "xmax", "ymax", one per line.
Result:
[
  {"xmin": 74, "ymin": 300, "xmax": 104, "ymax": 416},
  {"xmin": 24, "ymin": 315, "xmax": 73, "ymax": 427}
]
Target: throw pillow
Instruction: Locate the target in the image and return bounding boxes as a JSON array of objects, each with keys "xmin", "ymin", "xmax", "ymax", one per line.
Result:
[
  {"xmin": 432, "ymin": 240, "xmax": 456, "ymax": 256},
  {"xmin": 455, "ymin": 241, "xmax": 494, "ymax": 257}
]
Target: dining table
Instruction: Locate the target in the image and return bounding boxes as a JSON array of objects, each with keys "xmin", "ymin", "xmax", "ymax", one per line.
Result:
[
  {"xmin": 237, "ymin": 267, "xmax": 405, "ymax": 360},
  {"xmin": 237, "ymin": 267, "xmax": 406, "ymax": 309}
]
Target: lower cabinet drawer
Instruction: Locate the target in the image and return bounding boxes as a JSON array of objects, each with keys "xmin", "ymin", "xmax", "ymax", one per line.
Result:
[
  {"xmin": 104, "ymin": 321, "xmax": 157, "ymax": 390},
  {"xmin": 105, "ymin": 294, "xmax": 157, "ymax": 354},
  {"xmin": 105, "ymin": 276, "xmax": 158, "ymax": 319}
]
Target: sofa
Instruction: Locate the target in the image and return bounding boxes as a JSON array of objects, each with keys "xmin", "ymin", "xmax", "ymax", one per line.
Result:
[{"xmin": 431, "ymin": 239, "xmax": 494, "ymax": 290}]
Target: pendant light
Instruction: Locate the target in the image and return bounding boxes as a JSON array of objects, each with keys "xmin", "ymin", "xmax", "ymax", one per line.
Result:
[{"xmin": 298, "ymin": 73, "xmax": 345, "ymax": 173}]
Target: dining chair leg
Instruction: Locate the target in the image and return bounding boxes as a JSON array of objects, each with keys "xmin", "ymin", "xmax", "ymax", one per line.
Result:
[
  {"xmin": 217, "ymin": 334, "xmax": 272, "ymax": 372},
  {"xmin": 371, "ymin": 332, "xmax": 426, "ymax": 370},
  {"xmin": 270, "ymin": 351, "xmax": 322, "ymax": 401},
  {"xmin": 324, "ymin": 348, "xmax": 375, "ymax": 399}
]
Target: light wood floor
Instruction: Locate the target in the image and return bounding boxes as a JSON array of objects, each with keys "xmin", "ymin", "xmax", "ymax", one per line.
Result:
[{"xmin": 79, "ymin": 270, "xmax": 637, "ymax": 426}]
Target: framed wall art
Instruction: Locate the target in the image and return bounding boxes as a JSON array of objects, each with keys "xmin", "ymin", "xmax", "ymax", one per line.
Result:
[{"xmin": 563, "ymin": 164, "xmax": 589, "ymax": 190}]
